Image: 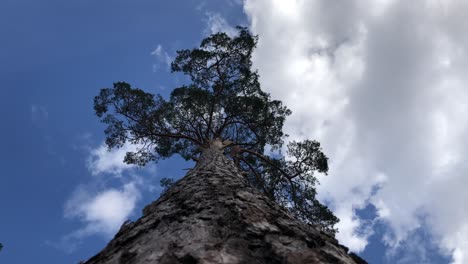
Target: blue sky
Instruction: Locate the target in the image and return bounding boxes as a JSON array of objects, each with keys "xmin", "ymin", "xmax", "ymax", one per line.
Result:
[{"xmin": 1, "ymin": 1, "xmax": 466, "ymax": 263}]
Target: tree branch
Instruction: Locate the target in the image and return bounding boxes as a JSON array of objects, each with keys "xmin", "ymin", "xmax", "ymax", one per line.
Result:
[
  {"xmin": 240, "ymin": 149, "xmax": 291, "ymax": 179},
  {"xmin": 240, "ymin": 157, "xmax": 270, "ymax": 197}
]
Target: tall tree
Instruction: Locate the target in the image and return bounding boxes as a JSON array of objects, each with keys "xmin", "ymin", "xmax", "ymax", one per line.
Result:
[
  {"xmin": 86, "ymin": 27, "xmax": 366, "ymax": 264},
  {"xmin": 94, "ymin": 27, "xmax": 338, "ymax": 235}
]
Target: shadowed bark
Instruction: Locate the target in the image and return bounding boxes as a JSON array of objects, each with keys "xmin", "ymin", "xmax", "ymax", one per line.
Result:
[{"xmin": 83, "ymin": 140, "xmax": 366, "ymax": 264}]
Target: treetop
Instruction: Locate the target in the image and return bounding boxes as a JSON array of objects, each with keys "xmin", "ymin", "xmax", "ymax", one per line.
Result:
[{"xmin": 94, "ymin": 27, "xmax": 339, "ymax": 234}]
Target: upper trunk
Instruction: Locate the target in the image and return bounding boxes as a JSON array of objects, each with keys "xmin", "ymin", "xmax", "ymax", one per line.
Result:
[{"xmin": 83, "ymin": 139, "xmax": 366, "ymax": 264}]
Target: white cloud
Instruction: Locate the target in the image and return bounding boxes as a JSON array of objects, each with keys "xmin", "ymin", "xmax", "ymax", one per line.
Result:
[
  {"xmin": 54, "ymin": 140, "xmax": 160, "ymax": 252},
  {"xmin": 150, "ymin": 44, "xmax": 172, "ymax": 71},
  {"xmin": 244, "ymin": 0, "xmax": 468, "ymax": 262},
  {"xmin": 86, "ymin": 142, "xmax": 138, "ymax": 176},
  {"xmin": 53, "ymin": 182, "xmax": 141, "ymax": 252},
  {"xmin": 204, "ymin": 12, "xmax": 237, "ymax": 37},
  {"xmin": 65, "ymin": 182, "xmax": 140, "ymax": 237}
]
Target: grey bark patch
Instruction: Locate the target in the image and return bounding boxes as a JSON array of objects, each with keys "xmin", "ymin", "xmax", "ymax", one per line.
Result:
[{"xmin": 118, "ymin": 250, "xmax": 137, "ymax": 264}]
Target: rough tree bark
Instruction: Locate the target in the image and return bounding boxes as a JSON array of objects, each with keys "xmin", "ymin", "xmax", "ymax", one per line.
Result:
[{"xmin": 83, "ymin": 140, "xmax": 367, "ymax": 264}]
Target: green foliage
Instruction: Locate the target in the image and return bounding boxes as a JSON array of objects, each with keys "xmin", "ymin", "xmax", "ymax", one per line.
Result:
[
  {"xmin": 238, "ymin": 140, "xmax": 338, "ymax": 234},
  {"xmin": 94, "ymin": 27, "xmax": 339, "ymax": 235}
]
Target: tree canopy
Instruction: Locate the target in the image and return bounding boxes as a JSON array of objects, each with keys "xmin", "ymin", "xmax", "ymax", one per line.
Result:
[{"xmin": 94, "ymin": 27, "xmax": 339, "ymax": 234}]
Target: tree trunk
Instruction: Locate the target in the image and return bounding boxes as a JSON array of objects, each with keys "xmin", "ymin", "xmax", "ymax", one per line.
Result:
[{"xmin": 83, "ymin": 140, "xmax": 366, "ymax": 264}]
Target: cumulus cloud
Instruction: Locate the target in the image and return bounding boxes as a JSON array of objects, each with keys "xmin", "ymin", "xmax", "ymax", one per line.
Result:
[
  {"xmin": 55, "ymin": 140, "xmax": 159, "ymax": 252},
  {"xmin": 244, "ymin": 0, "xmax": 468, "ymax": 262},
  {"xmin": 65, "ymin": 182, "xmax": 141, "ymax": 237},
  {"xmin": 50, "ymin": 182, "xmax": 141, "ymax": 253},
  {"xmin": 86, "ymin": 142, "xmax": 139, "ymax": 176}
]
